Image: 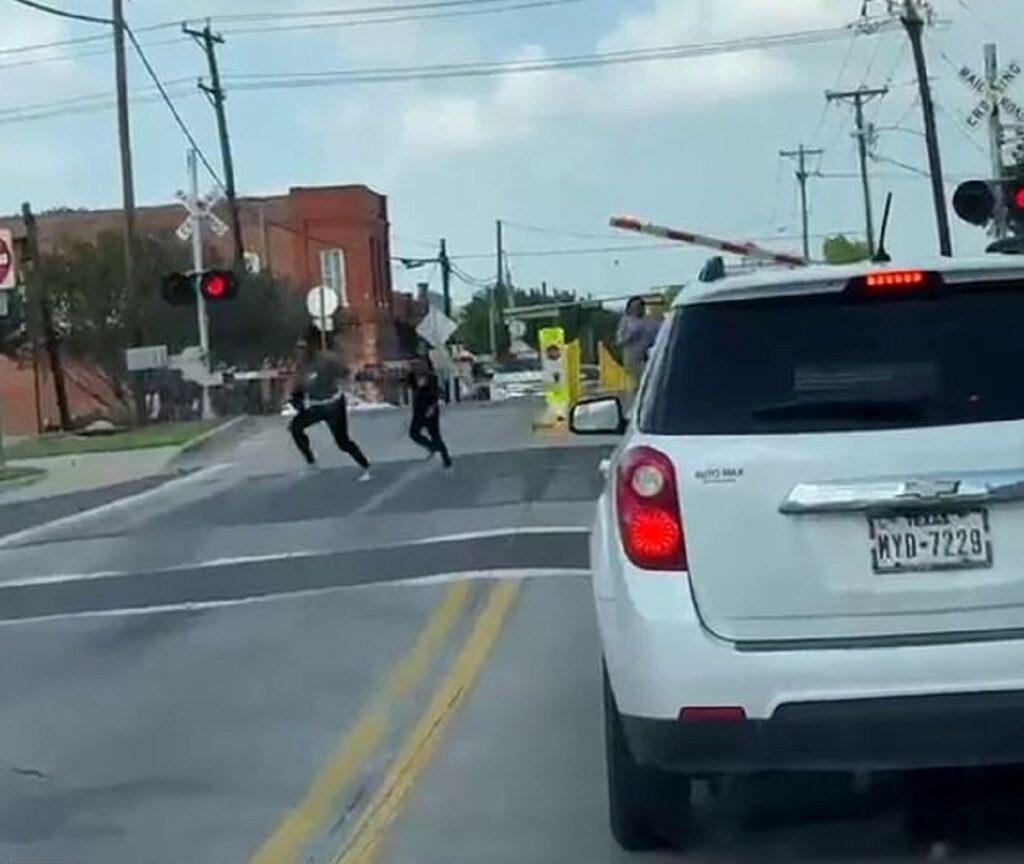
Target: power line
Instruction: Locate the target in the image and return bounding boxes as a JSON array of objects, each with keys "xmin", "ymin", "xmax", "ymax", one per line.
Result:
[
  {"xmin": 8, "ymin": 0, "xmax": 112, "ymax": 25},
  {"xmin": 223, "ymin": 25, "xmax": 872, "ymax": 90},
  {"xmin": 209, "ymin": 0, "xmax": 580, "ymax": 23},
  {"xmin": 123, "ymin": 24, "xmax": 224, "ymax": 187},
  {"xmin": 0, "ymin": 0, "xmax": 585, "ymax": 64},
  {"xmin": 218, "ymin": 0, "xmax": 593, "ymax": 37}
]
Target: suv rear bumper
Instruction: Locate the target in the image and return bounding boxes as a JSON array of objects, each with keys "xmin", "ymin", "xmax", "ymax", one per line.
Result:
[{"xmin": 623, "ymin": 690, "xmax": 1024, "ymax": 773}]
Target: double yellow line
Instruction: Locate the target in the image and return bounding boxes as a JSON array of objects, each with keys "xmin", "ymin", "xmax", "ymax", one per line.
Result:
[{"xmin": 248, "ymin": 578, "xmax": 520, "ymax": 864}]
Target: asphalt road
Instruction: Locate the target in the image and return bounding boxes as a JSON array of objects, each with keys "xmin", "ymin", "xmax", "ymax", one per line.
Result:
[{"xmin": 4, "ymin": 401, "xmax": 1024, "ymax": 862}]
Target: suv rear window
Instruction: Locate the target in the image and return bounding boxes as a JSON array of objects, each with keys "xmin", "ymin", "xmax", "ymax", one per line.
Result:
[{"xmin": 640, "ymin": 281, "xmax": 1024, "ymax": 435}]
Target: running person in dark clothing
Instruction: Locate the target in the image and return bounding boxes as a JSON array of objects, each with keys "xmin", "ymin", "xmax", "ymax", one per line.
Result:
[
  {"xmin": 288, "ymin": 341, "xmax": 372, "ymax": 479},
  {"xmin": 407, "ymin": 357, "xmax": 452, "ymax": 468}
]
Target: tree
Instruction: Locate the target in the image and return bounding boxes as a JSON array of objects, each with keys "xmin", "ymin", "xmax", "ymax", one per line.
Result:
[
  {"xmin": 33, "ymin": 231, "xmax": 306, "ymax": 394},
  {"xmin": 823, "ymin": 235, "xmax": 871, "ymax": 264},
  {"xmin": 456, "ymin": 285, "xmax": 621, "ymax": 361}
]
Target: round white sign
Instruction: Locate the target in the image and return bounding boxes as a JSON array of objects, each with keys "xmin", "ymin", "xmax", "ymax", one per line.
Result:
[{"xmin": 306, "ymin": 285, "xmax": 339, "ymax": 319}]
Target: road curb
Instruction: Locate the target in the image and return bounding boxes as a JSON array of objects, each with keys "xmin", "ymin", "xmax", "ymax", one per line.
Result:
[
  {"xmin": 178, "ymin": 415, "xmax": 250, "ymax": 456},
  {"xmin": 0, "ymin": 467, "xmax": 47, "ymax": 492}
]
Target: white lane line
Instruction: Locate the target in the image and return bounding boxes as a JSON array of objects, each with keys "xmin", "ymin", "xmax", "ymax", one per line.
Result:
[
  {"xmin": 403, "ymin": 525, "xmax": 590, "ymax": 546},
  {"xmin": 0, "ymin": 567, "xmax": 590, "ymax": 628},
  {"xmin": 0, "ymin": 463, "xmax": 234, "ymax": 551},
  {"xmin": 0, "ymin": 526, "xmax": 590, "ymax": 589}
]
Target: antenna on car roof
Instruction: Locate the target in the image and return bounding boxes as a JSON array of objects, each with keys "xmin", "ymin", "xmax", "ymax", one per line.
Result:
[{"xmin": 873, "ymin": 193, "xmax": 894, "ymax": 264}]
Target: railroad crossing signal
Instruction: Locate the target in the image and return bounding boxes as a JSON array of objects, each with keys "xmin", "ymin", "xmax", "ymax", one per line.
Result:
[
  {"xmin": 952, "ymin": 179, "xmax": 1024, "ymax": 230},
  {"xmin": 174, "ymin": 187, "xmax": 229, "ymax": 241},
  {"xmin": 958, "ymin": 59, "xmax": 1024, "ymax": 129},
  {"xmin": 161, "ymin": 270, "xmax": 238, "ymax": 306}
]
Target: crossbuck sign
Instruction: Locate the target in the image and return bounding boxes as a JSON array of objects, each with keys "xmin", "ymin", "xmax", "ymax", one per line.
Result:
[
  {"xmin": 959, "ymin": 60, "xmax": 1024, "ymax": 128},
  {"xmin": 174, "ymin": 188, "xmax": 229, "ymax": 242}
]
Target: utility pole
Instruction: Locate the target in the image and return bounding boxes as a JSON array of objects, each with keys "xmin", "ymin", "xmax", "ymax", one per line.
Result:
[
  {"xmin": 439, "ymin": 238, "xmax": 453, "ymax": 403},
  {"xmin": 187, "ymin": 149, "xmax": 213, "ymax": 420},
  {"xmin": 985, "ymin": 43, "xmax": 1009, "ymax": 240},
  {"xmin": 826, "ymin": 86, "xmax": 889, "ymax": 256},
  {"xmin": 112, "ymin": 0, "xmax": 137, "ymax": 337},
  {"xmin": 185, "ymin": 20, "xmax": 244, "ymax": 270},
  {"xmin": 22, "ymin": 203, "xmax": 70, "ymax": 432},
  {"xmin": 779, "ymin": 144, "xmax": 824, "ymax": 259},
  {"xmin": 439, "ymin": 238, "xmax": 452, "ymax": 319},
  {"xmin": 491, "ymin": 219, "xmax": 502, "ymax": 358},
  {"xmin": 900, "ymin": 0, "xmax": 953, "ymax": 256}
]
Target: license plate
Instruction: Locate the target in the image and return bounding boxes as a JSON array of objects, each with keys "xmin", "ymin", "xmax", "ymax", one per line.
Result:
[{"xmin": 869, "ymin": 509, "xmax": 992, "ymax": 574}]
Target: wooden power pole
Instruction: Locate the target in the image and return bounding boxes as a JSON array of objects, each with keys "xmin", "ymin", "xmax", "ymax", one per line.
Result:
[
  {"xmin": 185, "ymin": 20, "xmax": 245, "ymax": 270},
  {"xmin": 826, "ymin": 86, "xmax": 889, "ymax": 256},
  {"xmin": 780, "ymin": 144, "xmax": 824, "ymax": 260},
  {"xmin": 112, "ymin": 0, "xmax": 139, "ymax": 343},
  {"xmin": 901, "ymin": 0, "xmax": 953, "ymax": 256}
]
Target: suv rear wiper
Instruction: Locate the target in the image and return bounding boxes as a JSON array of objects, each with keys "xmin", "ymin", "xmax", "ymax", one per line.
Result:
[{"xmin": 751, "ymin": 395, "xmax": 930, "ymax": 422}]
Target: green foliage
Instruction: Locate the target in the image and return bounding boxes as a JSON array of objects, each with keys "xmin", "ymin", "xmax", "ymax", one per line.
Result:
[
  {"xmin": 457, "ymin": 285, "xmax": 619, "ymax": 360},
  {"xmin": 30, "ymin": 231, "xmax": 305, "ymax": 385},
  {"xmin": 823, "ymin": 234, "xmax": 871, "ymax": 265},
  {"xmin": 208, "ymin": 271, "xmax": 307, "ymax": 368}
]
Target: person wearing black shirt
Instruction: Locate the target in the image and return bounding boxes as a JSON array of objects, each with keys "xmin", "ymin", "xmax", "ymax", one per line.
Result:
[
  {"xmin": 407, "ymin": 358, "xmax": 452, "ymax": 468},
  {"xmin": 288, "ymin": 343, "xmax": 371, "ymax": 478}
]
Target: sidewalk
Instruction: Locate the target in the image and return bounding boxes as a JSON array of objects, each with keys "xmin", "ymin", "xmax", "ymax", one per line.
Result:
[
  {"xmin": 0, "ymin": 447, "xmax": 184, "ymax": 504},
  {"xmin": 0, "ymin": 416, "xmax": 249, "ymax": 504}
]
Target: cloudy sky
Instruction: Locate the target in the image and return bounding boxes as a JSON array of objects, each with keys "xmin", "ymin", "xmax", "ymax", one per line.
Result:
[{"xmin": 1, "ymin": 0, "xmax": 1022, "ymax": 304}]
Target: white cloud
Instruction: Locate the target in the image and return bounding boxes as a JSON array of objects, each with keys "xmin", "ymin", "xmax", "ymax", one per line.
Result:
[{"xmin": 389, "ymin": 0, "xmax": 845, "ymax": 161}]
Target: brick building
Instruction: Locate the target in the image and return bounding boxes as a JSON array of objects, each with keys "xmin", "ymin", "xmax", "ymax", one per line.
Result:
[
  {"xmin": 0, "ymin": 184, "xmax": 409, "ymax": 434},
  {"xmin": 0, "ymin": 183, "xmax": 399, "ymax": 370}
]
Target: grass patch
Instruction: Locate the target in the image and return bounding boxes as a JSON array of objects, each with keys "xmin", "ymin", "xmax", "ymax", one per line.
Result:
[
  {"xmin": 0, "ymin": 465, "xmax": 46, "ymax": 485},
  {"xmin": 4, "ymin": 420, "xmax": 221, "ymax": 460}
]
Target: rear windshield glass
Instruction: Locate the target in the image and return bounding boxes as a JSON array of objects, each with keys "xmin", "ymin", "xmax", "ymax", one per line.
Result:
[{"xmin": 640, "ymin": 282, "xmax": 1024, "ymax": 435}]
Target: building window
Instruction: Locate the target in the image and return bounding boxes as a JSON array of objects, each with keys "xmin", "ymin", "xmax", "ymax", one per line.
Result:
[{"xmin": 319, "ymin": 247, "xmax": 347, "ymax": 306}]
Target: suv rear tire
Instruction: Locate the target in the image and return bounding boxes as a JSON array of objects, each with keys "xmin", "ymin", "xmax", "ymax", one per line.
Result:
[{"xmin": 603, "ymin": 664, "xmax": 692, "ymax": 850}]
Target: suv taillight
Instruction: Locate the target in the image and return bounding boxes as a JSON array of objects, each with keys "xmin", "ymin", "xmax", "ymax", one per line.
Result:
[{"xmin": 615, "ymin": 446, "xmax": 687, "ymax": 571}]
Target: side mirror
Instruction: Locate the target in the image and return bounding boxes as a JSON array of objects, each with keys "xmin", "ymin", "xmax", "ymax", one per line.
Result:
[{"xmin": 570, "ymin": 396, "xmax": 626, "ymax": 436}]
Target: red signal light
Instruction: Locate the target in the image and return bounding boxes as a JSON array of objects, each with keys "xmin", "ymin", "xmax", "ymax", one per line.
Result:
[
  {"xmin": 203, "ymin": 272, "xmax": 228, "ymax": 299},
  {"xmin": 1013, "ymin": 185, "xmax": 1024, "ymax": 211}
]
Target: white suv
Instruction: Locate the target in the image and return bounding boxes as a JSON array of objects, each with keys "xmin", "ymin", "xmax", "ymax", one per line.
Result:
[{"xmin": 572, "ymin": 256, "xmax": 1024, "ymax": 850}]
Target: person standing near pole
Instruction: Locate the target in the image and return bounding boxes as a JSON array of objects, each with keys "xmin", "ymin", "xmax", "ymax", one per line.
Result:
[
  {"xmin": 617, "ymin": 296, "xmax": 660, "ymax": 397},
  {"xmin": 407, "ymin": 356, "xmax": 452, "ymax": 469},
  {"xmin": 288, "ymin": 338, "xmax": 372, "ymax": 479}
]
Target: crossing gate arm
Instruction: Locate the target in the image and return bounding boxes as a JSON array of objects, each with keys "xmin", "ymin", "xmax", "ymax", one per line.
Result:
[{"xmin": 610, "ymin": 215, "xmax": 809, "ymax": 267}]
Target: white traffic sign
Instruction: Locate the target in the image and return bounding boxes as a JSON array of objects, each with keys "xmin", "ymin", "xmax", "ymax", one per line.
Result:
[
  {"xmin": 0, "ymin": 229, "xmax": 16, "ymax": 290},
  {"xmin": 306, "ymin": 285, "xmax": 339, "ymax": 319},
  {"xmin": 125, "ymin": 345, "xmax": 169, "ymax": 372},
  {"xmin": 508, "ymin": 318, "xmax": 527, "ymax": 339},
  {"xmin": 959, "ymin": 60, "xmax": 1024, "ymax": 128},
  {"xmin": 416, "ymin": 307, "xmax": 457, "ymax": 347},
  {"xmin": 175, "ymin": 185, "xmax": 231, "ymax": 242},
  {"xmin": 175, "ymin": 219, "xmax": 193, "ymax": 242}
]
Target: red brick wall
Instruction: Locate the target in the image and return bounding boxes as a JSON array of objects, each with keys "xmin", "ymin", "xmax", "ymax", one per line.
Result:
[{"xmin": 0, "ymin": 355, "xmax": 121, "ymax": 436}]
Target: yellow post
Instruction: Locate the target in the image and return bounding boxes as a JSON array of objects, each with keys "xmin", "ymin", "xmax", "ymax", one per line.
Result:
[{"xmin": 598, "ymin": 342, "xmax": 628, "ymax": 395}]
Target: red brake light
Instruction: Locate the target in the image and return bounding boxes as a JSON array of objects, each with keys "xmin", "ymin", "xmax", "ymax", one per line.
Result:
[
  {"xmin": 865, "ymin": 270, "xmax": 926, "ymax": 289},
  {"xmin": 849, "ymin": 270, "xmax": 941, "ymax": 297},
  {"xmin": 616, "ymin": 446, "xmax": 687, "ymax": 571}
]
